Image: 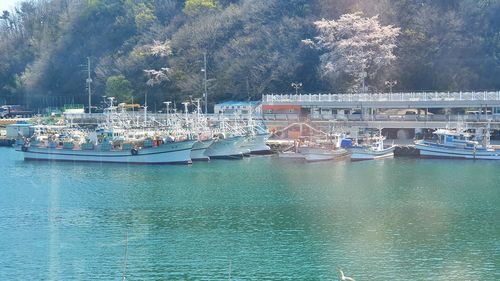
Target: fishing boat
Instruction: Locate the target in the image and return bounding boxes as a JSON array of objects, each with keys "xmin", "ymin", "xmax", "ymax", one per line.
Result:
[
  {"xmin": 204, "ymin": 134, "xmax": 245, "ymax": 159},
  {"xmin": 350, "ymin": 134, "xmax": 395, "ymax": 161},
  {"xmin": 18, "ymin": 137, "xmax": 196, "ymax": 164},
  {"xmin": 239, "ymin": 132, "xmax": 272, "ymax": 155},
  {"xmin": 238, "ymin": 119, "xmax": 272, "ymax": 155},
  {"xmin": 414, "ymin": 127, "xmax": 500, "ymax": 160},
  {"xmin": 190, "ymin": 139, "xmax": 213, "ymax": 161}
]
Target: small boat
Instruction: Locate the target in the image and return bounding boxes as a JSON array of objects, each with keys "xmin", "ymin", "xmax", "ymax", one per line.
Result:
[
  {"xmin": 278, "ymin": 134, "xmax": 350, "ymax": 162},
  {"xmin": 277, "ymin": 151, "xmax": 305, "ymax": 159},
  {"xmin": 415, "ymin": 127, "xmax": 500, "ymax": 160},
  {"xmin": 350, "ymin": 134, "xmax": 395, "ymax": 161},
  {"xmin": 298, "ymin": 146, "xmax": 350, "ymax": 162}
]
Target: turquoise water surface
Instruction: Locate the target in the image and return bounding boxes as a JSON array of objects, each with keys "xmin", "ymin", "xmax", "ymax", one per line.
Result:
[{"xmin": 0, "ymin": 147, "xmax": 499, "ymax": 280}]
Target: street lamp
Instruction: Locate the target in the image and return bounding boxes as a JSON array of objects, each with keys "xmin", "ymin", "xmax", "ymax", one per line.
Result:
[
  {"xmin": 291, "ymin": 82, "xmax": 302, "ymax": 95},
  {"xmin": 385, "ymin": 80, "xmax": 397, "ymax": 94}
]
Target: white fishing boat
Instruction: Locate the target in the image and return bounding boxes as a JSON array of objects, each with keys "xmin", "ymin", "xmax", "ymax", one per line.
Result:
[
  {"xmin": 415, "ymin": 127, "xmax": 500, "ymax": 160},
  {"xmin": 239, "ymin": 132, "xmax": 272, "ymax": 155},
  {"xmin": 204, "ymin": 134, "xmax": 245, "ymax": 159},
  {"xmin": 350, "ymin": 135, "xmax": 395, "ymax": 161},
  {"xmin": 238, "ymin": 118, "xmax": 272, "ymax": 155},
  {"xmin": 18, "ymin": 138, "xmax": 196, "ymax": 164},
  {"xmin": 190, "ymin": 139, "xmax": 213, "ymax": 161}
]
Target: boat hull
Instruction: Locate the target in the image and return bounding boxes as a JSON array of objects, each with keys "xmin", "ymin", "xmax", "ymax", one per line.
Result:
[
  {"xmin": 18, "ymin": 140, "xmax": 196, "ymax": 164},
  {"xmin": 415, "ymin": 142, "xmax": 500, "ymax": 160},
  {"xmin": 278, "ymin": 152, "xmax": 305, "ymax": 159},
  {"xmin": 298, "ymin": 147, "xmax": 351, "ymax": 162}
]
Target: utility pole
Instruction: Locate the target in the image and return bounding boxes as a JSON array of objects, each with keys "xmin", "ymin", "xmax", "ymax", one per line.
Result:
[
  {"xmin": 144, "ymin": 91, "xmax": 147, "ymax": 127},
  {"xmin": 361, "ymin": 63, "xmax": 367, "ymax": 93},
  {"xmin": 86, "ymin": 57, "xmax": 92, "ymax": 114},
  {"xmin": 202, "ymin": 52, "xmax": 208, "ymax": 114}
]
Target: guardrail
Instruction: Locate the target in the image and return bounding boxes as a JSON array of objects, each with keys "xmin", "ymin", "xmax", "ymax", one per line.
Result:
[
  {"xmin": 263, "ymin": 114, "xmax": 500, "ymax": 122},
  {"xmin": 263, "ymin": 91, "xmax": 500, "ymax": 103}
]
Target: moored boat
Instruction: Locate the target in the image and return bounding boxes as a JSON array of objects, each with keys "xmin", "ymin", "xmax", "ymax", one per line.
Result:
[
  {"xmin": 277, "ymin": 151, "xmax": 305, "ymax": 160},
  {"xmin": 350, "ymin": 134, "xmax": 395, "ymax": 161},
  {"xmin": 17, "ymin": 139, "xmax": 196, "ymax": 164},
  {"xmin": 239, "ymin": 133, "xmax": 272, "ymax": 155},
  {"xmin": 190, "ymin": 139, "xmax": 213, "ymax": 161},
  {"xmin": 278, "ymin": 134, "xmax": 350, "ymax": 162},
  {"xmin": 204, "ymin": 135, "xmax": 245, "ymax": 159},
  {"xmin": 350, "ymin": 146, "xmax": 395, "ymax": 161},
  {"xmin": 298, "ymin": 146, "xmax": 350, "ymax": 162},
  {"xmin": 415, "ymin": 128, "xmax": 500, "ymax": 160}
]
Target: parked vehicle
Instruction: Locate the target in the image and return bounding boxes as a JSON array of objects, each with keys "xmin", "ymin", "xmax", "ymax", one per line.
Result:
[{"xmin": 0, "ymin": 105, "xmax": 35, "ymax": 118}]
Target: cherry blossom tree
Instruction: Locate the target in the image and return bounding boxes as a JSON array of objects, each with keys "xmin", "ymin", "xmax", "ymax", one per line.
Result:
[{"xmin": 304, "ymin": 12, "xmax": 400, "ymax": 92}]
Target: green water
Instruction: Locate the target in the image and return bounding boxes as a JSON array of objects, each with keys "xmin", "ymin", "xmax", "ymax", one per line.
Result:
[{"xmin": 0, "ymin": 147, "xmax": 498, "ymax": 280}]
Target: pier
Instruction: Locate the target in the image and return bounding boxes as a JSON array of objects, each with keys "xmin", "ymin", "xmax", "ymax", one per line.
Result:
[
  {"xmin": 262, "ymin": 91, "xmax": 500, "ymax": 109},
  {"xmin": 260, "ymin": 91, "xmax": 500, "ymax": 142},
  {"xmin": 261, "ymin": 91, "xmax": 500, "ymax": 128}
]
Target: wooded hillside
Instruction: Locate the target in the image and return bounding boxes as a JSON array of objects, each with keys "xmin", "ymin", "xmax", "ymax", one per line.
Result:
[{"xmin": 1, "ymin": 0, "xmax": 499, "ymax": 111}]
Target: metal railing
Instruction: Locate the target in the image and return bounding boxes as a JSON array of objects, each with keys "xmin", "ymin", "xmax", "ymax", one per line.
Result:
[
  {"xmin": 263, "ymin": 113, "xmax": 500, "ymax": 122},
  {"xmin": 263, "ymin": 91, "xmax": 500, "ymax": 103}
]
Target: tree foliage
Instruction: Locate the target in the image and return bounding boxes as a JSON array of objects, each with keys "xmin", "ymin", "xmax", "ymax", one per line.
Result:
[
  {"xmin": 0, "ymin": 0, "xmax": 499, "ymax": 109},
  {"xmin": 105, "ymin": 75, "xmax": 134, "ymax": 103},
  {"xmin": 306, "ymin": 12, "xmax": 400, "ymax": 92},
  {"xmin": 183, "ymin": 0, "xmax": 219, "ymax": 14}
]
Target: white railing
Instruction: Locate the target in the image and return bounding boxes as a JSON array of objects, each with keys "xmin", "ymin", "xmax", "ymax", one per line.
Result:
[
  {"xmin": 263, "ymin": 91, "xmax": 500, "ymax": 103},
  {"xmin": 263, "ymin": 114, "xmax": 500, "ymax": 122}
]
